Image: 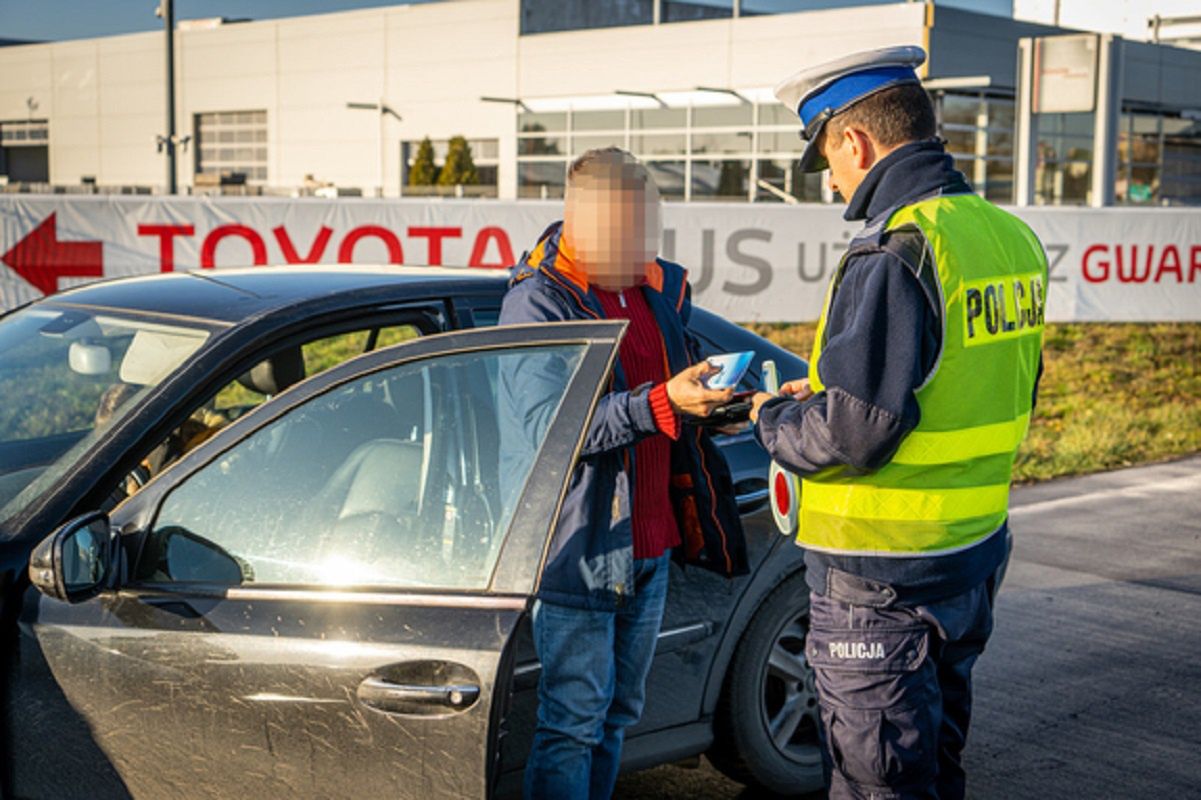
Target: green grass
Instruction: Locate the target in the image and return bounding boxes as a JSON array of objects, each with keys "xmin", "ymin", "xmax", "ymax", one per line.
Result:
[
  {"xmin": 10, "ymin": 317, "xmax": 1190, "ymax": 486},
  {"xmin": 746, "ymin": 322, "xmax": 1201, "ymax": 483}
]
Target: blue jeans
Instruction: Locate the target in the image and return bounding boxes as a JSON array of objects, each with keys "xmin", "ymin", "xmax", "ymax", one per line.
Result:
[{"xmin": 523, "ymin": 552, "xmax": 671, "ymax": 800}]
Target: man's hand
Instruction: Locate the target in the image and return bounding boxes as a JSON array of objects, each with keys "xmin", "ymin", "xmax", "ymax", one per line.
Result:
[
  {"xmin": 780, "ymin": 378, "xmax": 815, "ymax": 402},
  {"xmin": 749, "ymin": 378, "xmax": 815, "ymax": 424},
  {"xmin": 666, "ymin": 362, "xmax": 734, "ymax": 417}
]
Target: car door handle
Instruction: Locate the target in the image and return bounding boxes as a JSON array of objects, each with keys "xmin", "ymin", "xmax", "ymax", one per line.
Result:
[{"xmin": 356, "ymin": 676, "xmax": 480, "ymax": 715}]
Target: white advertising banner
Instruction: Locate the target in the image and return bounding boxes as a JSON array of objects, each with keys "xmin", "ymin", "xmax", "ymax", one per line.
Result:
[{"xmin": 2, "ymin": 195, "xmax": 1199, "ymax": 322}]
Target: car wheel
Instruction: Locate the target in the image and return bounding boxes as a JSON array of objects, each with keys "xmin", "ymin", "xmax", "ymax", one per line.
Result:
[{"xmin": 709, "ymin": 570, "xmax": 825, "ymax": 796}]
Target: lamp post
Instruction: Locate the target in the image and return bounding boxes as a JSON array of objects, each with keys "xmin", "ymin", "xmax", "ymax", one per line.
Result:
[
  {"xmin": 347, "ymin": 100, "xmax": 402, "ymax": 197},
  {"xmin": 156, "ymin": 0, "xmax": 177, "ymax": 194}
]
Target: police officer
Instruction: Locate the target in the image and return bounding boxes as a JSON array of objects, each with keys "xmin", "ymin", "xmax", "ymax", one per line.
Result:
[{"xmin": 749, "ymin": 46, "xmax": 1046, "ymax": 799}]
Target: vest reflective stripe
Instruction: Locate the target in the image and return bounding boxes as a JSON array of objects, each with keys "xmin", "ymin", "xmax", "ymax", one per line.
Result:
[
  {"xmin": 799, "ymin": 191, "xmax": 1047, "ymax": 556},
  {"xmin": 801, "ymin": 482, "xmax": 1011, "ymax": 522},
  {"xmin": 891, "ymin": 413, "xmax": 1031, "ymax": 466},
  {"xmin": 796, "ymin": 509, "xmax": 1009, "ymax": 556}
]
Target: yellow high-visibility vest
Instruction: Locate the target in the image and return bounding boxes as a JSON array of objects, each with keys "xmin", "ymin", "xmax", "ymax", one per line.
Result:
[{"xmin": 801, "ymin": 193, "xmax": 1047, "ymax": 556}]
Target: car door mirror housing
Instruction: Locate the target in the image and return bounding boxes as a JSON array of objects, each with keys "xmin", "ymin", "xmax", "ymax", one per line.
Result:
[{"xmin": 28, "ymin": 511, "xmax": 115, "ymax": 603}]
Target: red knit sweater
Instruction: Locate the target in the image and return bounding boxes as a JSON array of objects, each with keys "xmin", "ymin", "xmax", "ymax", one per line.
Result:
[{"xmin": 594, "ymin": 284, "xmax": 681, "ymax": 560}]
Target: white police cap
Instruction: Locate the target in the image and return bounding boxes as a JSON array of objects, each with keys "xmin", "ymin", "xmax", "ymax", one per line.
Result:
[{"xmin": 774, "ymin": 45, "xmax": 927, "ymax": 172}]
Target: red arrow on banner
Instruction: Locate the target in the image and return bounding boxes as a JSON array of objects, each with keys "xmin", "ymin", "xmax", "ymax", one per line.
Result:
[{"xmin": 1, "ymin": 212, "xmax": 104, "ymax": 296}]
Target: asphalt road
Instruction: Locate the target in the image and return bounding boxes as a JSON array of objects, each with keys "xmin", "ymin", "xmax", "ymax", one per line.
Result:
[{"xmin": 615, "ymin": 455, "xmax": 1201, "ymax": 799}]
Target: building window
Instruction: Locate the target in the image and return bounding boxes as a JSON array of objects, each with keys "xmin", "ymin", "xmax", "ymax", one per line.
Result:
[
  {"xmin": 518, "ymin": 161, "xmax": 567, "ymax": 199},
  {"xmin": 571, "ymin": 133, "xmax": 628, "ymax": 156},
  {"xmin": 645, "ymin": 160, "xmax": 687, "ymax": 200},
  {"xmin": 401, "ymin": 137, "xmax": 499, "ymax": 198},
  {"xmin": 691, "ymin": 159, "xmax": 751, "ymax": 201},
  {"xmin": 0, "ymin": 119, "xmax": 49, "ymax": 184},
  {"xmin": 1117, "ymin": 108, "xmax": 1201, "ymax": 207},
  {"xmin": 631, "ymin": 108, "xmax": 687, "ymax": 129},
  {"xmin": 739, "ymin": 0, "xmax": 838, "ymax": 13},
  {"xmin": 1162, "ymin": 115, "xmax": 1201, "ymax": 206},
  {"xmin": 520, "ymin": 0, "xmax": 862, "ymax": 33},
  {"xmin": 518, "ymin": 101, "xmax": 830, "ymax": 203},
  {"xmin": 0, "ymin": 119, "xmax": 49, "ymax": 145},
  {"xmin": 692, "ymin": 130, "xmax": 752, "ymax": 155},
  {"xmin": 692, "ymin": 104, "xmax": 753, "ymax": 128},
  {"xmin": 520, "ymin": 0, "xmax": 653, "ymax": 35},
  {"xmin": 632, "ymin": 132, "xmax": 688, "ymax": 157},
  {"xmin": 935, "ymin": 91, "xmax": 1016, "ymax": 203},
  {"xmin": 662, "ymin": 0, "xmax": 733, "ymax": 22},
  {"xmin": 756, "ymin": 159, "xmax": 823, "ymax": 203},
  {"xmin": 518, "ymin": 135, "xmax": 565, "ymax": 156},
  {"xmin": 1033, "ymin": 111, "xmax": 1094, "ymax": 206},
  {"xmin": 572, "ymin": 110, "xmax": 626, "ymax": 131},
  {"xmin": 520, "ymin": 112, "xmax": 567, "ymax": 133},
  {"xmin": 194, "ymin": 110, "xmax": 268, "ymax": 186}
]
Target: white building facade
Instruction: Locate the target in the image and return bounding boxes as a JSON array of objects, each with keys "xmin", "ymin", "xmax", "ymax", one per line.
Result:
[{"xmin": 1, "ymin": 0, "xmax": 1198, "ymax": 206}]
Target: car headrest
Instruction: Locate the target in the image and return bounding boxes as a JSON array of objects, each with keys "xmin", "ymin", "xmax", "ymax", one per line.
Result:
[{"xmin": 237, "ymin": 347, "xmax": 305, "ymax": 396}]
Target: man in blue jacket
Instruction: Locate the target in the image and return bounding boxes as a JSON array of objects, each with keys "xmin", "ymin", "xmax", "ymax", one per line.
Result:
[{"xmin": 500, "ymin": 147, "xmax": 748, "ymax": 799}]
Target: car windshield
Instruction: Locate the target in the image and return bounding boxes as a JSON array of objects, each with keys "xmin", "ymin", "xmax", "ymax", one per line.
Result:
[{"xmin": 0, "ymin": 305, "xmax": 211, "ymax": 525}]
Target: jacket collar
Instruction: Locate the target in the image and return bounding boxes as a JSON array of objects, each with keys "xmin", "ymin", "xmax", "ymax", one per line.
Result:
[
  {"xmin": 844, "ymin": 138, "xmax": 972, "ymax": 224},
  {"xmin": 512, "ymin": 220, "xmax": 687, "ymax": 314}
]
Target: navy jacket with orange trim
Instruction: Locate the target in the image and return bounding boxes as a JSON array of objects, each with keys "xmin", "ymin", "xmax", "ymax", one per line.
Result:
[{"xmin": 499, "ymin": 221, "xmax": 748, "ymax": 611}]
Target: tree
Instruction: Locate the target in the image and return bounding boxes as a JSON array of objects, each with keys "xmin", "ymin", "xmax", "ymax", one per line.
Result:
[
  {"xmin": 521, "ymin": 123, "xmax": 560, "ymax": 156},
  {"xmin": 408, "ymin": 137, "xmax": 438, "ymax": 186},
  {"xmin": 438, "ymin": 135, "xmax": 479, "ymax": 187}
]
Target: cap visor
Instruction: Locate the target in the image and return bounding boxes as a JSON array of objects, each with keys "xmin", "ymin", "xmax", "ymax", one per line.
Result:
[{"xmin": 798, "ymin": 135, "xmax": 828, "ymax": 173}]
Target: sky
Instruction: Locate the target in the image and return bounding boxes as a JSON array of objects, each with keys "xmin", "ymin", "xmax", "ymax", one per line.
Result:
[
  {"xmin": 1, "ymin": 0, "xmax": 1185, "ymax": 45},
  {"xmin": 0, "ymin": 0, "xmax": 441, "ymax": 42},
  {"xmin": 0, "ymin": 0, "xmax": 1017, "ymax": 44}
]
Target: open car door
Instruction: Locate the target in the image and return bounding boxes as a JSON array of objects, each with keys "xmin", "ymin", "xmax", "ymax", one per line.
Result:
[{"xmin": 7, "ymin": 321, "xmax": 624, "ymax": 800}]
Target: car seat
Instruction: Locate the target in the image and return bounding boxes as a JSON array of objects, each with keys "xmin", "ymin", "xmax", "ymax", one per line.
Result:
[{"xmin": 307, "ymin": 439, "xmax": 428, "ymax": 583}]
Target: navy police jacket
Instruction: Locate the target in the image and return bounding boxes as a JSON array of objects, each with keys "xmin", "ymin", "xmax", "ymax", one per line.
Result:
[
  {"xmin": 756, "ymin": 140, "xmax": 1036, "ymax": 604},
  {"xmin": 499, "ymin": 221, "xmax": 748, "ymax": 611}
]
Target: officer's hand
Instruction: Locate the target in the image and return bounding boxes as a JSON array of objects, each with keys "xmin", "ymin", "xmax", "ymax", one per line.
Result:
[
  {"xmin": 780, "ymin": 378, "xmax": 815, "ymax": 402},
  {"xmin": 749, "ymin": 392, "xmax": 774, "ymax": 424},
  {"xmin": 666, "ymin": 362, "xmax": 734, "ymax": 418},
  {"xmin": 749, "ymin": 379, "xmax": 815, "ymax": 424}
]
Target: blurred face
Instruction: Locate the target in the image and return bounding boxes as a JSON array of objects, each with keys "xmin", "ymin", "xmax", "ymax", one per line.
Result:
[{"xmin": 564, "ymin": 165, "xmax": 662, "ymax": 291}]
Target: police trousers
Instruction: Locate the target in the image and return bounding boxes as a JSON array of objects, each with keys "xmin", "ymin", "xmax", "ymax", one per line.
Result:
[{"xmin": 804, "ymin": 558, "xmax": 1008, "ymax": 800}]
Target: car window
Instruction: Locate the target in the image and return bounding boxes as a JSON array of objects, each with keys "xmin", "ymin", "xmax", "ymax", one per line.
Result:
[
  {"xmin": 212, "ymin": 324, "xmax": 421, "ymax": 414},
  {"xmin": 470, "ymin": 307, "xmax": 501, "ymax": 327},
  {"xmin": 107, "ymin": 323, "xmax": 422, "ymax": 506},
  {"xmin": 137, "ymin": 343, "xmax": 586, "ymax": 591},
  {"xmin": 0, "ymin": 306, "xmax": 211, "ymax": 523}
]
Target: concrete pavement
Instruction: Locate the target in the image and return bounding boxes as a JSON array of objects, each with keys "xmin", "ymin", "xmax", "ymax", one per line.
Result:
[
  {"xmin": 966, "ymin": 455, "xmax": 1201, "ymax": 798},
  {"xmin": 616, "ymin": 455, "xmax": 1201, "ymax": 799}
]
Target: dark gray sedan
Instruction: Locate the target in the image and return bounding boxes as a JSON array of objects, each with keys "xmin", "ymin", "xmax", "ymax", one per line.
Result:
[{"xmin": 0, "ymin": 267, "xmax": 819, "ymax": 799}]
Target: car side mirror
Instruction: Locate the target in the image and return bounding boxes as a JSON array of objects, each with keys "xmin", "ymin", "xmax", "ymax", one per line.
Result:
[{"xmin": 28, "ymin": 511, "xmax": 115, "ymax": 603}]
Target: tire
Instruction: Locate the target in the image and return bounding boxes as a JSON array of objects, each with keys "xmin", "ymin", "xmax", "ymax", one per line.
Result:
[{"xmin": 709, "ymin": 570, "xmax": 825, "ymax": 797}]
